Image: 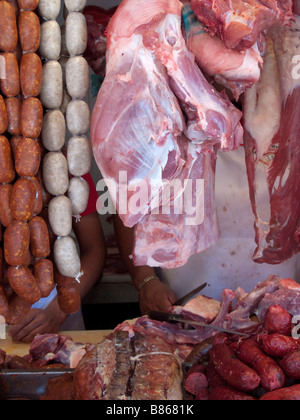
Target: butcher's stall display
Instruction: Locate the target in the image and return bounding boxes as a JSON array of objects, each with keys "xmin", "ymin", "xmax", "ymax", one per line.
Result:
[{"xmin": 0, "ymin": 275, "xmax": 300, "ymax": 400}]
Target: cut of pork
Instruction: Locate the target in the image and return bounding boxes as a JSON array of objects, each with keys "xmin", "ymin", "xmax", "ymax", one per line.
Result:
[
  {"xmin": 90, "ymin": 0, "xmax": 243, "ymax": 229},
  {"xmin": 243, "ymin": 8, "xmax": 300, "ymax": 264},
  {"xmin": 182, "ymin": 2, "xmax": 263, "ymax": 100},
  {"xmin": 190, "ymin": 0, "xmax": 294, "ymax": 51}
]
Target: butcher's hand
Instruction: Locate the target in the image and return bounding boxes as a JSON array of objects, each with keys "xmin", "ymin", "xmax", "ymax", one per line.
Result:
[
  {"xmin": 9, "ymin": 299, "xmax": 68, "ymax": 344},
  {"xmin": 139, "ymin": 278, "xmax": 177, "ymax": 315}
]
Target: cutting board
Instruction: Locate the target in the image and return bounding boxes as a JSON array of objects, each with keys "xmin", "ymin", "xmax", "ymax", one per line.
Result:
[{"xmin": 0, "ymin": 330, "xmax": 113, "ymax": 357}]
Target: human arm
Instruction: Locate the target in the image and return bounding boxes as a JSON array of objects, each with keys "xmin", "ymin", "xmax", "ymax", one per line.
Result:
[
  {"xmin": 113, "ymin": 214, "xmax": 177, "ymax": 315},
  {"xmin": 10, "ymin": 212, "xmax": 106, "ymax": 343}
]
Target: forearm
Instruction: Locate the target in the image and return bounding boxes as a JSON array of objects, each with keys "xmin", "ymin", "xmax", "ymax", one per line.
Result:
[
  {"xmin": 77, "ymin": 246, "xmax": 105, "ymax": 300},
  {"xmin": 112, "ymin": 214, "xmax": 156, "ymax": 289}
]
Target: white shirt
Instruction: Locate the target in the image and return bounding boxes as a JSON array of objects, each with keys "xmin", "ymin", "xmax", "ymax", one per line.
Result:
[{"xmin": 159, "ymin": 146, "xmax": 300, "ymax": 300}]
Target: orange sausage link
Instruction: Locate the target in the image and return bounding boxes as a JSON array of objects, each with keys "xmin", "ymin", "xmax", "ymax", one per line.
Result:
[
  {"xmin": 0, "ymin": 2, "xmax": 18, "ymax": 52},
  {"xmin": 34, "ymin": 259, "xmax": 54, "ymax": 298},
  {"xmin": 31, "ymin": 175, "xmax": 43, "ymax": 216},
  {"xmin": 7, "ymin": 266, "xmax": 42, "ymax": 305},
  {"xmin": 4, "ymin": 220, "xmax": 31, "ymax": 266},
  {"xmin": 55, "ymin": 269, "xmax": 81, "ymax": 314},
  {"xmin": 18, "ymin": 10, "xmax": 40, "ymax": 53},
  {"xmin": 0, "ymin": 135, "xmax": 15, "ymax": 184},
  {"xmin": 29, "ymin": 216, "xmax": 50, "ymax": 259},
  {"xmin": 20, "ymin": 97, "xmax": 43, "ymax": 138},
  {"xmin": 0, "ymin": 285, "xmax": 10, "ymax": 320},
  {"xmin": 17, "ymin": 0, "xmax": 39, "ymax": 11},
  {"xmin": 10, "ymin": 177, "xmax": 37, "ymax": 221},
  {"xmin": 20, "ymin": 53, "xmax": 42, "ymax": 98},
  {"xmin": 0, "ymin": 184, "xmax": 14, "ymax": 227},
  {"xmin": 0, "ymin": 96, "xmax": 8, "ymax": 135},
  {"xmin": 15, "ymin": 137, "xmax": 41, "ymax": 176},
  {"xmin": 5, "ymin": 97, "xmax": 21, "ymax": 136},
  {"xmin": 0, "ymin": 53, "xmax": 20, "ymax": 97}
]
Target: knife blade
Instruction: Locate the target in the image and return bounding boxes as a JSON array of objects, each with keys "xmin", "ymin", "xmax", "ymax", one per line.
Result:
[
  {"xmin": 149, "ymin": 311, "xmax": 249, "ymax": 337},
  {"xmin": 173, "ymin": 282, "xmax": 208, "ymax": 307}
]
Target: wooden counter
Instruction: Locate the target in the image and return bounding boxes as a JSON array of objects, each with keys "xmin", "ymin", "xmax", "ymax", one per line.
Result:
[{"xmin": 0, "ymin": 330, "xmax": 113, "ymax": 357}]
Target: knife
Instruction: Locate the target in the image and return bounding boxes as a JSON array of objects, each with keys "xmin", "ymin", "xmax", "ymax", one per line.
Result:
[
  {"xmin": 173, "ymin": 282, "xmax": 208, "ymax": 307},
  {"xmin": 149, "ymin": 311, "xmax": 249, "ymax": 337}
]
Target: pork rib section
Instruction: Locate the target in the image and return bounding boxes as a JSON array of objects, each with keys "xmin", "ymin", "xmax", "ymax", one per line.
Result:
[
  {"xmin": 190, "ymin": 0, "xmax": 294, "ymax": 51},
  {"xmin": 90, "ymin": 0, "xmax": 243, "ymax": 229},
  {"xmin": 243, "ymin": 11, "xmax": 300, "ymax": 264},
  {"xmin": 182, "ymin": 2, "xmax": 263, "ymax": 100}
]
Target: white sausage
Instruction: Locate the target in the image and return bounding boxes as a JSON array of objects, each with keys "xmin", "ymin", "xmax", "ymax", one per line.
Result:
[
  {"xmin": 64, "ymin": 0, "xmax": 87, "ymax": 12},
  {"xmin": 38, "ymin": 0, "xmax": 61, "ymax": 20},
  {"xmin": 65, "ymin": 12, "xmax": 87, "ymax": 57},
  {"xmin": 54, "ymin": 236, "xmax": 81, "ymax": 278},
  {"xmin": 67, "ymin": 176, "xmax": 90, "ymax": 216},
  {"xmin": 42, "ymin": 110, "xmax": 66, "ymax": 151},
  {"xmin": 43, "ymin": 152, "xmax": 69, "ymax": 196},
  {"xmin": 67, "ymin": 136, "xmax": 92, "ymax": 177},
  {"xmin": 66, "ymin": 56, "xmax": 89, "ymax": 99},
  {"xmin": 66, "ymin": 99, "xmax": 90, "ymax": 135},
  {"xmin": 39, "ymin": 20, "xmax": 61, "ymax": 61},
  {"xmin": 48, "ymin": 195, "xmax": 73, "ymax": 237},
  {"xmin": 40, "ymin": 60, "xmax": 63, "ymax": 110}
]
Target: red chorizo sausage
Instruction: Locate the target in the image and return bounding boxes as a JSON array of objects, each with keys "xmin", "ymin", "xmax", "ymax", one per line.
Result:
[
  {"xmin": 4, "ymin": 220, "xmax": 31, "ymax": 266},
  {"xmin": 34, "ymin": 259, "xmax": 54, "ymax": 298},
  {"xmin": 10, "ymin": 177, "xmax": 37, "ymax": 221},
  {"xmin": 15, "ymin": 137, "xmax": 41, "ymax": 176},
  {"xmin": 20, "ymin": 53, "xmax": 42, "ymax": 98},
  {"xmin": 262, "ymin": 334, "xmax": 299, "ymax": 359},
  {"xmin": 0, "ymin": 135, "xmax": 15, "ymax": 184},
  {"xmin": 20, "ymin": 97, "xmax": 43, "ymax": 138},
  {"xmin": 0, "ymin": 184, "xmax": 13, "ymax": 227},
  {"xmin": 209, "ymin": 343, "xmax": 261, "ymax": 392},
  {"xmin": 18, "ymin": 10, "xmax": 40, "ymax": 53},
  {"xmin": 0, "ymin": 53, "xmax": 20, "ymax": 97},
  {"xmin": 260, "ymin": 384, "xmax": 300, "ymax": 401},
  {"xmin": 31, "ymin": 175, "xmax": 43, "ymax": 216},
  {"xmin": 209, "ymin": 385, "xmax": 257, "ymax": 401},
  {"xmin": 5, "ymin": 97, "xmax": 21, "ymax": 136},
  {"xmin": 57, "ymin": 283, "xmax": 81, "ymax": 314},
  {"xmin": 0, "ymin": 2, "xmax": 18, "ymax": 52},
  {"xmin": 265, "ymin": 304, "xmax": 292, "ymax": 335},
  {"xmin": 238, "ymin": 339, "xmax": 285, "ymax": 392},
  {"xmin": 0, "ymin": 96, "xmax": 8, "ymax": 135},
  {"xmin": 29, "ymin": 216, "xmax": 50, "ymax": 259},
  {"xmin": 7, "ymin": 265, "xmax": 42, "ymax": 305},
  {"xmin": 280, "ymin": 350, "xmax": 300, "ymax": 380}
]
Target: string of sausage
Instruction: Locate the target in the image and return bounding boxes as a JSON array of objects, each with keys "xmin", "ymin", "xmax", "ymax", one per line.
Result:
[{"xmin": 0, "ymin": 0, "xmax": 55, "ymax": 325}]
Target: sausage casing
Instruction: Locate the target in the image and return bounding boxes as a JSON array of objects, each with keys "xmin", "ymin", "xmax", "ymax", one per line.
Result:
[
  {"xmin": 0, "ymin": 96, "xmax": 8, "ymax": 135},
  {"xmin": 54, "ymin": 236, "xmax": 81, "ymax": 278},
  {"xmin": 43, "ymin": 152, "xmax": 69, "ymax": 196},
  {"xmin": 40, "ymin": 60, "xmax": 63, "ymax": 110},
  {"xmin": 0, "ymin": 135, "xmax": 15, "ymax": 184},
  {"xmin": 17, "ymin": 0, "xmax": 39, "ymax": 11},
  {"xmin": 5, "ymin": 97, "xmax": 21, "ymax": 136},
  {"xmin": 20, "ymin": 53, "xmax": 42, "ymax": 98},
  {"xmin": 15, "ymin": 137, "xmax": 41, "ymax": 176},
  {"xmin": 18, "ymin": 10, "xmax": 40, "ymax": 53},
  {"xmin": 0, "ymin": 184, "xmax": 13, "ymax": 227},
  {"xmin": 0, "ymin": 53, "xmax": 20, "ymax": 98},
  {"xmin": 34, "ymin": 259, "xmax": 54, "ymax": 298},
  {"xmin": 29, "ymin": 216, "xmax": 50, "ymax": 259},
  {"xmin": 4, "ymin": 220, "xmax": 31, "ymax": 266},
  {"xmin": 7, "ymin": 266, "xmax": 42, "ymax": 305},
  {"xmin": 10, "ymin": 177, "xmax": 37, "ymax": 221},
  {"xmin": 20, "ymin": 97, "xmax": 43, "ymax": 138},
  {"xmin": 0, "ymin": 2, "xmax": 18, "ymax": 52}
]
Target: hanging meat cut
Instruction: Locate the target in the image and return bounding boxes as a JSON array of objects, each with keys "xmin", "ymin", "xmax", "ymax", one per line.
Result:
[
  {"xmin": 190, "ymin": 0, "xmax": 294, "ymax": 51},
  {"xmin": 182, "ymin": 2, "xmax": 263, "ymax": 100},
  {"xmin": 91, "ymin": 0, "xmax": 243, "ymax": 229},
  {"xmin": 243, "ymin": 2, "xmax": 300, "ymax": 264}
]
